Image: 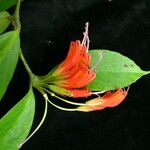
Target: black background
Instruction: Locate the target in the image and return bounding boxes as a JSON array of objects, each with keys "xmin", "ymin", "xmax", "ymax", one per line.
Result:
[{"xmin": 1, "ymin": 0, "xmax": 150, "ymax": 150}]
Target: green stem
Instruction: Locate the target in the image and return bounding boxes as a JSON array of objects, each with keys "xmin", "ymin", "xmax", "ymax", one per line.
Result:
[
  {"xmin": 52, "ymin": 93, "xmax": 86, "ymax": 106},
  {"xmin": 13, "ymin": 1, "xmax": 35, "ymax": 81},
  {"xmin": 20, "ymin": 49, "xmax": 34, "ymax": 79},
  {"xmin": 18, "ymin": 96, "xmax": 48, "ymax": 148},
  {"xmin": 44, "ymin": 94, "xmax": 77, "ymax": 111},
  {"xmin": 43, "ymin": 88, "xmax": 87, "ymax": 106},
  {"xmin": 14, "ymin": 0, "xmax": 21, "ymax": 19},
  {"xmin": 13, "ymin": 1, "xmax": 48, "ymax": 147},
  {"xmin": 14, "ymin": 0, "xmax": 21, "ymax": 30}
]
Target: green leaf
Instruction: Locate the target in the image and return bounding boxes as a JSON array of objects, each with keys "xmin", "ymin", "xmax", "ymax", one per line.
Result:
[
  {"xmin": 0, "ymin": 0, "xmax": 17, "ymax": 12},
  {"xmin": 0, "ymin": 11, "xmax": 11, "ymax": 34},
  {"xmin": 0, "ymin": 30, "xmax": 20, "ymax": 100},
  {"xmin": 0, "ymin": 88, "xmax": 35, "ymax": 150},
  {"xmin": 88, "ymin": 50, "xmax": 150, "ymax": 91}
]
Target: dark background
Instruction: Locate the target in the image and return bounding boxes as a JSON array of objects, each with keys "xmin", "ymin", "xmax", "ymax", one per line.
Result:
[{"xmin": 1, "ymin": 0, "xmax": 150, "ymax": 149}]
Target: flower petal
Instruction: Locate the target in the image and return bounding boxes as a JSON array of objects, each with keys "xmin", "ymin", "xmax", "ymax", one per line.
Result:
[
  {"xmin": 68, "ymin": 87, "xmax": 91, "ymax": 98},
  {"xmin": 60, "ymin": 69, "xmax": 95, "ymax": 88},
  {"xmin": 77, "ymin": 88, "xmax": 128, "ymax": 112}
]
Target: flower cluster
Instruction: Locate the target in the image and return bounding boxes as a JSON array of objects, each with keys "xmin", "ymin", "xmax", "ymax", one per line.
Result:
[
  {"xmin": 46, "ymin": 23, "xmax": 95, "ymax": 98},
  {"xmin": 36, "ymin": 22, "xmax": 128, "ymax": 112}
]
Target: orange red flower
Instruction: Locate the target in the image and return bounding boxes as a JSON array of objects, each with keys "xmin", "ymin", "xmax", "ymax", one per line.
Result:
[
  {"xmin": 48, "ymin": 22, "xmax": 96, "ymax": 98},
  {"xmin": 37, "ymin": 22, "xmax": 128, "ymax": 111},
  {"xmin": 77, "ymin": 88, "xmax": 128, "ymax": 112}
]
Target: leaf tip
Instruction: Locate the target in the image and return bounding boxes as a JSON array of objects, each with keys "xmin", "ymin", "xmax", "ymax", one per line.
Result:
[{"xmin": 142, "ymin": 70, "xmax": 150, "ymax": 76}]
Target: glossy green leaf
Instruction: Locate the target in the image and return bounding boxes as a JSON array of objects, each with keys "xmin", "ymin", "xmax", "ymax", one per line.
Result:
[
  {"xmin": 0, "ymin": 88, "xmax": 35, "ymax": 150},
  {"xmin": 0, "ymin": 0, "xmax": 17, "ymax": 12},
  {"xmin": 0, "ymin": 30, "xmax": 20, "ymax": 100},
  {"xmin": 0, "ymin": 11, "xmax": 11, "ymax": 34},
  {"xmin": 88, "ymin": 50, "xmax": 150, "ymax": 91}
]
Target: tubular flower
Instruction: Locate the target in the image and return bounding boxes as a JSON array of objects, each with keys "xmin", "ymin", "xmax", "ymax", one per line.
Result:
[
  {"xmin": 43, "ymin": 22, "xmax": 96, "ymax": 98},
  {"xmin": 76, "ymin": 88, "xmax": 128, "ymax": 112},
  {"xmin": 34, "ymin": 22, "xmax": 129, "ymax": 112}
]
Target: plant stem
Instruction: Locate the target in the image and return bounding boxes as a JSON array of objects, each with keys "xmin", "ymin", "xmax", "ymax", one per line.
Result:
[
  {"xmin": 13, "ymin": 1, "xmax": 48, "ymax": 148},
  {"xmin": 14, "ymin": 0, "xmax": 21, "ymax": 19},
  {"xmin": 20, "ymin": 49, "xmax": 34, "ymax": 79},
  {"xmin": 14, "ymin": 0, "xmax": 34, "ymax": 79},
  {"xmin": 43, "ymin": 89, "xmax": 86, "ymax": 106},
  {"xmin": 19, "ymin": 96, "xmax": 48, "ymax": 149},
  {"xmin": 44, "ymin": 94, "xmax": 77, "ymax": 111},
  {"xmin": 14, "ymin": 0, "xmax": 21, "ymax": 30}
]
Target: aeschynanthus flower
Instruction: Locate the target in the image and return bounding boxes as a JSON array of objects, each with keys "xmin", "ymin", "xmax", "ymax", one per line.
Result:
[
  {"xmin": 35, "ymin": 22, "xmax": 129, "ymax": 112},
  {"xmin": 44, "ymin": 22, "xmax": 96, "ymax": 98},
  {"xmin": 76, "ymin": 88, "xmax": 128, "ymax": 112}
]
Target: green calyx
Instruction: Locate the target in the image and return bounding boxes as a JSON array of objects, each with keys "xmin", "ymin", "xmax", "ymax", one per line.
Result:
[
  {"xmin": 49, "ymin": 85, "xmax": 72, "ymax": 97},
  {"xmin": 30, "ymin": 74, "xmax": 72, "ymax": 97}
]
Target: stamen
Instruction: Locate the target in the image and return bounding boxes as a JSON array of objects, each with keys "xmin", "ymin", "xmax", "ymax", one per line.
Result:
[
  {"xmin": 91, "ymin": 52, "xmax": 103, "ymax": 71},
  {"xmin": 51, "ymin": 93, "xmax": 87, "ymax": 106},
  {"xmin": 121, "ymin": 86, "xmax": 130, "ymax": 93},
  {"xmin": 126, "ymin": 86, "xmax": 130, "ymax": 92},
  {"xmin": 92, "ymin": 91, "xmax": 106, "ymax": 96},
  {"xmin": 39, "ymin": 87, "xmax": 108, "ymax": 108},
  {"xmin": 46, "ymin": 97, "xmax": 77, "ymax": 111},
  {"xmin": 85, "ymin": 36, "xmax": 90, "ymax": 52},
  {"xmin": 40, "ymin": 92, "xmax": 77, "ymax": 111},
  {"xmin": 81, "ymin": 22, "xmax": 89, "ymax": 52},
  {"xmin": 43, "ymin": 88, "xmax": 87, "ymax": 106}
]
